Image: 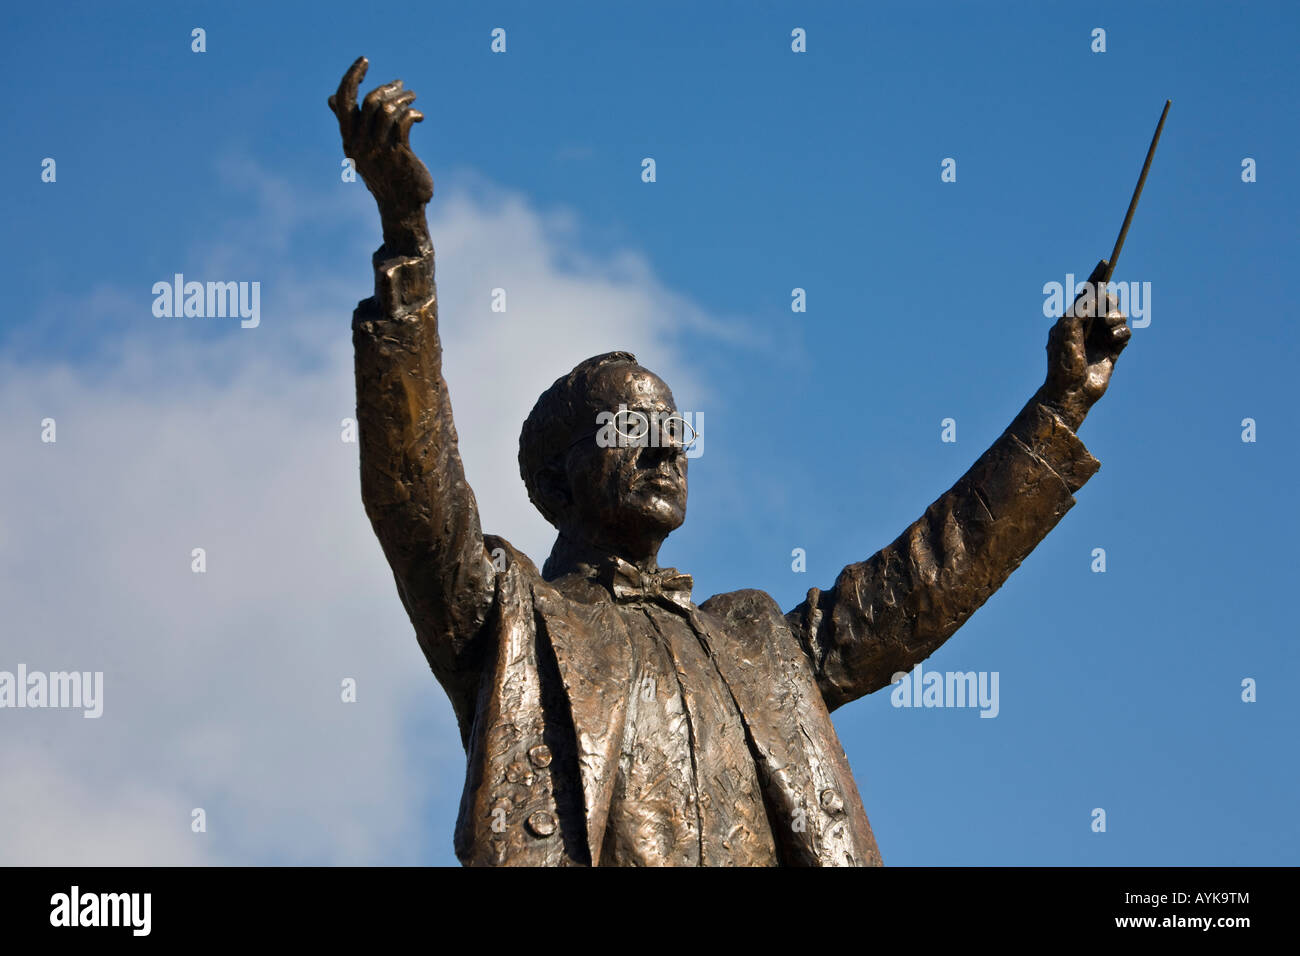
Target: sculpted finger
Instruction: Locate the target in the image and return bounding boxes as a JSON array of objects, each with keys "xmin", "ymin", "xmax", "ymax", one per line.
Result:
[
  {"xmin": 396, "ymin": 108, "xmax": 424, "ymax": 145},
  {"xmin": 1053, "ymin": 308, "xmax": 1086, "ymax": 356},
  {"xmin": 362, "ymin": 80, "xmax": 404, "ymax": 116},
  {"xmin": 331, "ymin": 56, "xmax": 368, "ymax": 118},
  {"xmin": 1086, "ymin": 309, "xmax": 1129, "ymax": 353},
  {"xmin": 1108, "ymin": 321, "xmax": 1132, "ymax": 355},
  {"xmin": 1048, "ymin": 312, "xmax": 1088, "ymax": 388},
  {"xmin": 1064, "ymin": 289, "xmax": 1096, "ymax": 320},
  {"xmin": 364, "ymin": 81, "xmax": 406, "ymax": 139},
  {"xmin": 376, "ymin": 90, "xmax": 418, "ymax": 142},
  {"xmin": 379, "ymin": 90, "xmax": 416, "ymax": 134}
]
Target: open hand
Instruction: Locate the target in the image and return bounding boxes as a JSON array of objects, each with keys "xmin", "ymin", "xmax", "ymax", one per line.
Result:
[{"xmin": 329, "ymin": 56, "xmax": 433, "ymax": 249}]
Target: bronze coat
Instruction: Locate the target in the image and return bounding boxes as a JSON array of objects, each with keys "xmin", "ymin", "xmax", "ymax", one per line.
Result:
[{"xmin": 352, "ymin": 252, "xmax": 1100, "ymax": 867}]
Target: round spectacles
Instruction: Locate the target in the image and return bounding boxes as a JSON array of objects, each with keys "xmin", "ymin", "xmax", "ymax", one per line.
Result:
[{"xmin": 568, "ymin": 409, "xmax": 700, "ymax": 453}]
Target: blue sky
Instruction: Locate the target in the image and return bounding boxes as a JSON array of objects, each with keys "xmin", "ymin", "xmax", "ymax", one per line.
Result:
[{"xmin": 2, "ymin": 1, "xmax": 1296, "ymax": 866}]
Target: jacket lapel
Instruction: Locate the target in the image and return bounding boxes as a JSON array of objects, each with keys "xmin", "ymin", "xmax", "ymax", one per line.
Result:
[
  {"xmin": 694, "ymin": 593, "xmax": 882, "ymax": 866},
  {"xmin": 532, "ymin": 585, "xmax": 633, "ymax": 866}
]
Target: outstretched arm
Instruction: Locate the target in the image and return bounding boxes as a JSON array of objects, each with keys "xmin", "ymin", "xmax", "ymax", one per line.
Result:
[
  {"xmin": 330, "ymin": 58, "xmax": 496, "ymax": 716},
  {"xmin": 787, "ymin": 273, "xmax": 1131, "ymax": 711}
]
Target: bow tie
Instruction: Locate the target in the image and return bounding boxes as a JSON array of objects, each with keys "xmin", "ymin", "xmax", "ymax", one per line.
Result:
[{"xmin": 600, "ymin": 557, "xmax": 694, "ymax": 610}]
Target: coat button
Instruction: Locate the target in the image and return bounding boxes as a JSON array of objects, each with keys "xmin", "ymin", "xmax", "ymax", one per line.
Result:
[
  {"xmin": 528, "ymin": 744, "xmax": 553, "ymax": 768},
  {"xmin": 820, "ymin": 788, "xmax": 844, "ymax": 813},
  {"xmin": 526, "ymin": 811, "xmax": 556, "ymax": 837},
  {"xmin": 505, "ymin": 760, "xmax": 534, "ymax": 786}
]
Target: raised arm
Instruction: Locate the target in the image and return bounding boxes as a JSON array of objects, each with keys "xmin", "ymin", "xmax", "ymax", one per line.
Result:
[
  {"xmin": 330, "ymin": 58, "xmax": 496, "ymax": 723},
  {"xmin": 787, "ymin": 276, "xmax": 1132, "ymax": 711}
]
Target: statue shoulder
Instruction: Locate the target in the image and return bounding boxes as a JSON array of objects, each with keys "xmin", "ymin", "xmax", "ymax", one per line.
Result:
[
  {"xmin": 483, "ymin": 534, "xmax": 542, "ymax": 581},
  {"xmin": 699, "ymin": 588, "xmax": 786, "ymax": 629}
]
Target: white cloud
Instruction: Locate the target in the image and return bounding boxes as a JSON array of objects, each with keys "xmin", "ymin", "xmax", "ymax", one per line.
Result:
[{"xmin": 0, "ymin": 164, "xmax": 730, "ymax": 864}]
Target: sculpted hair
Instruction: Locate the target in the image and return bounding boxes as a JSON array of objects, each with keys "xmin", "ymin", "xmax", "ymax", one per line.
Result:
[{"xmin": 519, "ymin": 351, "xmax": 639, "ymax": 527}]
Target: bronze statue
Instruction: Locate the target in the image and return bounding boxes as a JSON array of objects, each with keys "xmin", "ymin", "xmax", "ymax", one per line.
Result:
[{"xmin": 329, "ymin": 57, "xmax": 1134, "ymax": 866}]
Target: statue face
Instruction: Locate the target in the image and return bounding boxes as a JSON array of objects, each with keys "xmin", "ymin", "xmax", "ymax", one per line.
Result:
[{"xmin": 561, "ymin": 365, "xmax": 688, "ymax": 547}]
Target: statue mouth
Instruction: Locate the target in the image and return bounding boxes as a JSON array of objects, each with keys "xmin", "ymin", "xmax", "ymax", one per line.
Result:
[{"xmin": 637, "ymin": 474, "xmax": 680, "ymax": 493}]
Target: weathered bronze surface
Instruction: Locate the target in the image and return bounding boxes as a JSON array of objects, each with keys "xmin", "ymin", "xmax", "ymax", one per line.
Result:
[{"xmin": 329, "ymin": 57, "xmax": 1132, "ymax": 866}]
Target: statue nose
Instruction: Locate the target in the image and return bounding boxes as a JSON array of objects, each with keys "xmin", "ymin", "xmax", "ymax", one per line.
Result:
[{"xmin": 640, "ymin": 442, "xmax": 683, "ymax": 467}]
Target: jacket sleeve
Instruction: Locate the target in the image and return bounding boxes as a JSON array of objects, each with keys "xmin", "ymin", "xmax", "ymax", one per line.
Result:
[
  {"xmin": 352, "ymin": 247, "xmax": 497, "ymax": 717},
  {"xmin": 785, "ymin": 398, "xmax": 1100, "ymax": 712}
]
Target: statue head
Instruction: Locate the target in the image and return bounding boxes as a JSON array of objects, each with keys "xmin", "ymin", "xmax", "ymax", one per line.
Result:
[{"xmin": 520, "ymin": 352, "xmax": 690, "ymax": 565}]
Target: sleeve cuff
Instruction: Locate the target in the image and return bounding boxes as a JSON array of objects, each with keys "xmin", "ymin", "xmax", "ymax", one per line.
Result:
[
  {"xmin": 368, "ymin": 248, "xmax": 435, "ymax": 318},
  {"xmin": 1006, "ymin": 401, "xmax": 1100, "ymax": 495}
]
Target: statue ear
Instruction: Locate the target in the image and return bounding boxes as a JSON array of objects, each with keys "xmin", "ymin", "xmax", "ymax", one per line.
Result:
[{"xmin": 533, "ymin": 465, "xmax": 572, "ymax": 524}]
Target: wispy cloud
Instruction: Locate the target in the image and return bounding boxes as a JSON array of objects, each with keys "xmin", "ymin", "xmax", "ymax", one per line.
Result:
[{"xmin": 0, "ymin": 159, "xmax": 734, "ymax": 864}]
